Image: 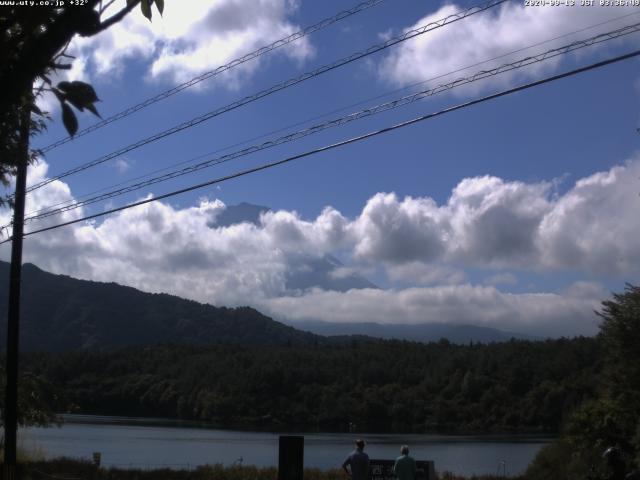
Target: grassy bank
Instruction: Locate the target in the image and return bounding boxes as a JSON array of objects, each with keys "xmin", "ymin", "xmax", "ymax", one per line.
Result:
[
  {"xmin": 7, "ymin": 459, "xmax": 337, "ymax": 480},
  {"xmin": 3, "ymin": 458, "xmax": 524, "ymax": 480}
]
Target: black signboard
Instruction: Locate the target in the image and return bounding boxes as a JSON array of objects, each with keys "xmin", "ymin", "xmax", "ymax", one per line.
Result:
[{"xmin": 369, "ymin": 459, "xmax": 436, "ymax": 480}]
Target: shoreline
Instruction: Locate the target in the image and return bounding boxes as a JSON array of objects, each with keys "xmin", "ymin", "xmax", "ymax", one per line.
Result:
[{"xmin": 54, "ymin": 413, "xmax": 558, "ymax": 437}]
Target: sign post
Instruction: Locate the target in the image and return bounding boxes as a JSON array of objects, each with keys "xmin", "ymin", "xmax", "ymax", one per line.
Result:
[
  {"xmin": 369, "ymin": 459, "xmax": 436, "ymax": 480},
  {"xmin": 278, "ymin": 435, "xmax": 304, "ymax": 480}
]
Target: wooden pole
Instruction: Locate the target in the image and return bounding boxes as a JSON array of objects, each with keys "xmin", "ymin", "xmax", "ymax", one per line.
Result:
[{"xmin": 4, "ymin": 105, "xmax": 30, "ymax": 469}]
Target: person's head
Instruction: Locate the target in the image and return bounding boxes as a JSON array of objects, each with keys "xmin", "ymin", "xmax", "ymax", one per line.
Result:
[
  {"xmin": 356, "ymin": 439, "xmax": 366, "ymax": 450},
  {"xmin": 400, "ymin": 445, "xmax": 409, "ymax": 455}
]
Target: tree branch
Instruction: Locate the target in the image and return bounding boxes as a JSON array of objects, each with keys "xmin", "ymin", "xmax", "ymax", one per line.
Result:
[
  {"xmin": 92, "ymin": 0, "xmax": 140, "ymax": 34},
  {"xmin": 99, "ymin": 0, "xmax": 117, "ymax": 15}
]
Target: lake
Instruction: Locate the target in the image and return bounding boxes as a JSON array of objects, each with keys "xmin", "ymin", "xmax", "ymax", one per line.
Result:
[{"xmin": 22, "ymin": 415, "xmax": 551, "ymax": 477}]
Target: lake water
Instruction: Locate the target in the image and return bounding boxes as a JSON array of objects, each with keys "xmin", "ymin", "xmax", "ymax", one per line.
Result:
[{"xmin": 22, "ymin": 415, "xmax": 551, "ymax": 477}]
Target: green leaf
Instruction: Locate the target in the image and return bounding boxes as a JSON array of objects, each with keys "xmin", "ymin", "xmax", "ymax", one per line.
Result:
[
  {"xmin": 155, "ymin": 0, "xmax": 164, "ymax": 16},
  {"xmin": 85, "ymin": 103, "xmax": 102, "ymax": 118},
  {"xmin": 141, "ymin": 0, "xmax": 152, "ymax": 20},
  {"xmin": 57, "ymin": 81, "xmax": 100, "ymax": 113},
  {"xmin": 30, "ymin": 104, "xmax": 43, "ymax": 116},
  {"xmin": 61, "ymin": 103, "xmax": 78, "ymax": 136},
  {"xmin": 57, "ymin": 81, "xmax": 72, "ymax": 92},
  {"xmin": 57, "ymin": 81, "xmax": 99, "ymax": 103}
]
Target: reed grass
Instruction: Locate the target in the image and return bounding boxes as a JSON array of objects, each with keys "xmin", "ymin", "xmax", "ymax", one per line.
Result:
[{"xmin": 4, "ymin": 458, "xmax": 522, "ymax": 480}]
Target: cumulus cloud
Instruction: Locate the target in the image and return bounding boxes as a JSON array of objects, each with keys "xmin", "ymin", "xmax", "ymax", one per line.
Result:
[
  {"xmin": 2, "ymin": 158, "xmax": 639, "ymax": 337},
  {"xmin": 1, "ymin": 173, "xmax": 345, "ymax": 306},
  {"xmin": 380, "ymin": 2, "xmax": 637, "ymax": 92},
  {"xmin": 343, "ymin": 159, "xmax": 640, "ymax": 276},
  {"xmin": 149, "ymin": 0, "xmax": 313, "ymax": 85},
  {"xmin": 350, "ymin": 193, "xmax": 446, "ymax": 263},
  {"xmin": 538, "ymin": 162, "xmax": 640, "ymax": 275},
  {"xmin": 35, "ymin": 0, "xmax": 313, "ymax": 112}
]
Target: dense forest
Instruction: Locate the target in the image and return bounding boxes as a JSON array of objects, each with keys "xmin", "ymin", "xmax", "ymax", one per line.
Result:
[{"xmin": 21, "ymin": 336, "xmax": 601, "ymax": 433}]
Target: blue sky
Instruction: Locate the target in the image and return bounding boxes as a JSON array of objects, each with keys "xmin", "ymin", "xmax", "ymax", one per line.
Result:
[{"xmin": 2, "ymin": 0, "xmax": 640, "ymax": 337}]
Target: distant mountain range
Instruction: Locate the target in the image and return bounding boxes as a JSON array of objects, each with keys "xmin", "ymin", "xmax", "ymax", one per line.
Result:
[{"xmin": 289, "ymin": 320, "xmax": 539, "ymax": 343}]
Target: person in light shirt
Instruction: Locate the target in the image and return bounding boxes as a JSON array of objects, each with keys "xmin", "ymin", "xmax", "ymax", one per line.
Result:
[{"xmin": 393, "ymin": 445, "xmax": 417, "ymax": 480}]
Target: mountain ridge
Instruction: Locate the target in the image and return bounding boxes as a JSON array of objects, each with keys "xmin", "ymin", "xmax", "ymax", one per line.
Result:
[
  {"xmin": 0, "ymin": 261, "xmax": 320, "ymax": 351},
  {"xmin": 0, "ymin": 260, "xmax": 538, "ymax": 351}
]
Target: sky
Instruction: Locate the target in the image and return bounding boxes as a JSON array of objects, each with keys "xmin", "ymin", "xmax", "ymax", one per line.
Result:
[{"xmin": 1, "ymin": 0, "xmax": 640, "ymax": 338}]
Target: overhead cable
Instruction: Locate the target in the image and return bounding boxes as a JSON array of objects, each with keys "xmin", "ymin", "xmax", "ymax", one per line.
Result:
[
  {"xmin": 37, "ymin": 0, "xmax": 388, "ymax": 153},
  {"xmin": 21, "ymin": 22, "xmax": 640, "ymax": 223},
  {"xmin": 23, "ymin": 10, "xmax": 640, "ymax": 219},
  {"xmin": 22, "ymin": 0, "xmax": 507, "ymax": 196},
  {"xmin": 3, "ymin": 48, "xmax": 637, "ymax": 243}
]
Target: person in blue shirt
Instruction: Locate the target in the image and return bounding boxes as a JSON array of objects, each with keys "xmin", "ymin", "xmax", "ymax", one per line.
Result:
[
  {"xmin": 342, "ymin": 439, "xmax": 370, "ymax": 480},
  {"xmin": 393, "ymin": 445, "xmax": 417, "ymax": 480}
]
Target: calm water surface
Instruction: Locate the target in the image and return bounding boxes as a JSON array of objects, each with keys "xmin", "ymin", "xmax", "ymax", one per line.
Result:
[{"xmin": 22, "ymin": 415, "xmax": 551, "ymax": 477}]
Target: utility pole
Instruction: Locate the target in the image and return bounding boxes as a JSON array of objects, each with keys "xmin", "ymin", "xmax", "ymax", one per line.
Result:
[{"xmin": 3, "ymin": 103, "xmax": 30, "ymax": 474}]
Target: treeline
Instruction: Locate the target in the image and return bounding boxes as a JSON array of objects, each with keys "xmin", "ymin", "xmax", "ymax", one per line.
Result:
[
  {"xmin": 525, "ymin": 285, "xmax": 640, "ymax": 479},
  {"xmin": 22, "ymin": 336, "xmax": 601, "ymax": 433}
]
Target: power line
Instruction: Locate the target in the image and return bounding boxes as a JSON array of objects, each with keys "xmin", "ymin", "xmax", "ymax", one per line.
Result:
[
  {"xmin": 23, "ymin": 10, "xmax": 640, "ymax": 220},
  {"xmin": 37, "ymin": 0, "xmax": 388, "ymax": 154},
  {"xmin": 21, "ymin": 0, "xmax": 507, "ymax": 196},
  {"xmin": 3, "ymin": 48, "xmax": 638, "ymax": 244},
  {"xmin": 21, "ymin": 22, "xmax": 640, "ymax": 224}
]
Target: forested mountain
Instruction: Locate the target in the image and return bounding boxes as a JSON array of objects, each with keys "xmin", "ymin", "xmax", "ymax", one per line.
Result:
[
  {"xmin": 0, "ymin": 261, "xmax": 319, "ymax": 351},
  {"xmin": 0, "ymin": 260, "xmax": 532, "ymax": 351},
  {"xmin": 22, "ymin": 336, "xmax": 601, "ymax": 433}
]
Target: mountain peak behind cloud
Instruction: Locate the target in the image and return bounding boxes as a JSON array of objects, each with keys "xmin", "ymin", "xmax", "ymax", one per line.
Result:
[{"xmin": 210, "ymin": 202, "xmax": 377, "ymax": 292}]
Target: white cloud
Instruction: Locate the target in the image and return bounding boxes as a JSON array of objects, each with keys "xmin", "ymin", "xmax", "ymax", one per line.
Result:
[
  {"xmin": 63, "ymin": 0, "xmax": 313, "ymax": 89},
  {"xmin": 343, "ymin": 159, "xmax": 640, "ymax": 276},
  {"xmin": 380, "ymin": 2, "xmax": 637, "ymax": 93},
  {"xmin": 2, "ymin": 158, "xmax": 639, "ymax": 337},
  {"xmin": 261, "ymin": 284, "xmax": 600, "ymax": 337},
  {"xmin": 387, "ymin": 262, "xmax": 466, "ymax": 286},
  {"xmin": 538, "ymin": 161, "xmax": 640, "ymax": 275},
  {"xmin": 113, "ymin": 158, "xmax": 132, "ymax": 173},
  {"xmin": 350, "ymin": 193, "xmax": 446, "ymax": 263}
]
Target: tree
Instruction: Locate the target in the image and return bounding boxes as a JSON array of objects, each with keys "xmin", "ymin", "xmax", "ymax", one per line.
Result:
[
  {"xmin": 596, "ymin": 284, "xmax": 640, "ymax": 469},
  {"xmin": 0, "ymin": 0, "xmax": 165, "ymax": 469},
  {"xmin": 598, "ymin": 284, "xmax": 640, "ymax": 398},
  {"xmin": 526, "ymin": 285, "xmax": 640, "ymax": 479},
  {"xmin": 0, "ymin": 363, "xmax": 65, "ymax": 429},
  {"xmin": 0, "ymin": 0, "xmax": 165, "ymax": 185}
]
